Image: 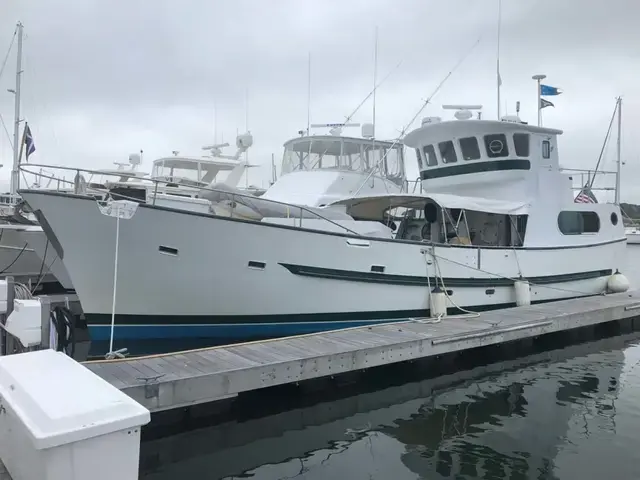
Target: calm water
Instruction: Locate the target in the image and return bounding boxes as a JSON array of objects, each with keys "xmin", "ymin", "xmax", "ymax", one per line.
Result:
[{"xmin": 138, "ymin": 246, "xmax": 640, "ymax": 480}]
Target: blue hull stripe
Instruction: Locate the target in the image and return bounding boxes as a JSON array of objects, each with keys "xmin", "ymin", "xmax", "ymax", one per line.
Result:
[{"xmin": 88, "ymin": 318, "xmax": 412, "ymax": 341}]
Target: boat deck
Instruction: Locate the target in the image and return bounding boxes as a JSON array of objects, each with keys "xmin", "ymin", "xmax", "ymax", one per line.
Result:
[{"xmin": 84, "ymin": 291, "xmax": 640, "ymax": 413}]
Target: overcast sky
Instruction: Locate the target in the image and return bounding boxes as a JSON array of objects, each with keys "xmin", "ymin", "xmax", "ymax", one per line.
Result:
[{"xmin": 1, "ymin": 0, "xmax": 639, "ymax": 200}]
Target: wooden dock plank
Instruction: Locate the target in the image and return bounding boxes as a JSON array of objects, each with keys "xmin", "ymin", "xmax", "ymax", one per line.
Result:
[{"xmin": 84, "ymin": 291, "xmax": 640, "ymax": 412}]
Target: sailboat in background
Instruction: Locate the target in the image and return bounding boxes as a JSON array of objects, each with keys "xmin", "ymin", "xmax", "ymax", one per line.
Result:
[{"xmin": 0, "ymin": 22, "xmax": 74, "ymax": 290}]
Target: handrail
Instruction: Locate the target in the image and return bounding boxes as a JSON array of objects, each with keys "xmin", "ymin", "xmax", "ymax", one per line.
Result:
[
  {"xmin": 18, "ymin": 164, "xmax": 364, "ymax": 237},
  {"xmin": 560, "ymin": 167, "xmax": 617, "ymax": 175}
]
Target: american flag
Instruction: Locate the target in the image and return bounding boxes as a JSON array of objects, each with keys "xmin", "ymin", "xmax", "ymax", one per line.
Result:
[{"xmin": 574, "ymin": 185, "xmax": 597, "ymax": 204}]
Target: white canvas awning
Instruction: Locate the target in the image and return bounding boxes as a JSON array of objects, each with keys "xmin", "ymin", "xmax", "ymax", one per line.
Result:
[{"xmin": 328, "ymin": 193, "xmax": 530, "ymax": 220}]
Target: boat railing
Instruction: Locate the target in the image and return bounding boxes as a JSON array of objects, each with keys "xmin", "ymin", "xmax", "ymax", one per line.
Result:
[
  {"xmin": 560, "ymin": 167, "xmax": 618, "ymax": 193},
  {"xmin": 404, "ymin": 178, "xmax": 423, "ymax": 194},
  {"xmin": 19, "ymin": 164, "xmax": 364, "ymax": 237}
]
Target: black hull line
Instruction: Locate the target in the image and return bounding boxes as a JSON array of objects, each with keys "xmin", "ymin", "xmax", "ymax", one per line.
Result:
[{"xmin": 278, "ymin": 263, "xmax": 612, "ymax": 288}]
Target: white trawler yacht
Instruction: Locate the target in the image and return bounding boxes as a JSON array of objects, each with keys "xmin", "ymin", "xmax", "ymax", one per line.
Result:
[{"xmin": 18, "ymin": 106, "xmax": 627, "ymax": 348}]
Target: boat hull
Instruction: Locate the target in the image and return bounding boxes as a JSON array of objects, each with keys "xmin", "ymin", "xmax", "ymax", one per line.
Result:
[
  {"xmin": 0, "ymin": 224, "xmax": 72, "ymax": 287},
  {"xmin": 626, "ymin": 232, "xmax": 640, "ymax": 244},
  {"xmin": 20, "ymin": 191, "xmax": 627, "ymax": 353}
]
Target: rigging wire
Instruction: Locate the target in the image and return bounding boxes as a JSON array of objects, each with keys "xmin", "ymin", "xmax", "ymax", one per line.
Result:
[
  {"xmin": 0, "ymin": 27, "xmax": 18, "ymax": 149},
  {"xmin": 350, "ymin": 35, "xmax": 483, "ymax": 200},
  {"xmin": 589, "ymin": 100, "xmax": 618, "ymax": 189},
  {"xmin": 304, "ymin": 58, "xmax": 404, "ymax": 172},
  {"xmin": 0, "ymin": 26, "xmax": 17, "ymax": 80}
]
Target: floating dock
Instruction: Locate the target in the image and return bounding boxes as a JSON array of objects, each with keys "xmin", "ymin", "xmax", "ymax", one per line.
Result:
[{"xmin": 84, "ymin": 291, "xmax": 640, "ymax": 413}]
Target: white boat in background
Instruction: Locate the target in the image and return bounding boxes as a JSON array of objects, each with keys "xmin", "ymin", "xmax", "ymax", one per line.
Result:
[
  {"xmin": 19, "ymin": 104, "xmax": 628, "ymax": 351},
  {"xmin": 626, "ymin": 226, "xmax": 640, "ymax": 244}
]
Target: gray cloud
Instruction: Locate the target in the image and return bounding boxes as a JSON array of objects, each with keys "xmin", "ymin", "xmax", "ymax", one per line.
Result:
[{"xmin": 1, "ymin": 0, "xmax": 639, "ymax": 199}]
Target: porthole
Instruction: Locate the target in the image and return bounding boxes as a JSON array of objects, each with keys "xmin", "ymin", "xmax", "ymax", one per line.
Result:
[{"xmin": 611, "ymin": 212, "xmax": 618, "ymax": 226}]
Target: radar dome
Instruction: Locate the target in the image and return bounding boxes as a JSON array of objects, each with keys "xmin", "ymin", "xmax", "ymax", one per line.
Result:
[
  {"xmin": 236, "ymin": 133, "xmax": 254, "ymax": 149},
  {"xmin": 361, "ymin": 123, "xmax": 375, "ymax": 139},
  {"xmin": 128, "ymin": 153, "xmax": 141, "ymax": 165}
]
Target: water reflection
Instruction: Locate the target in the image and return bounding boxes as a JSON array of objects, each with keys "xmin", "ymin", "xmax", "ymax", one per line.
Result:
[{"xmin": 139, "ymin": 332, "xmax": 640, "ymax": 480}]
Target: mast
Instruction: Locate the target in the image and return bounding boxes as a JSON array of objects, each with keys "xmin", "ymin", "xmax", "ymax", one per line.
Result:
[
  {"xmin": 496, "ymin": 0, "xmax": 502, "ymax": 120},
  {"xmin": 10, "ymin": 22, "xmax": 23, "ymax": 196},
  {"xmin": 372, "ymin": 26, "xmax": 378, "ymax": 138},
  {"xmin": 615, "ymin": 96, "xmax": 622, "ymax": 205},
  {"xmin": 532, "ymin": 74, "xmax": 546, "ymax": 127},
  {"xmin": 245, "ymin": 87, "xmax": 249, "ymax": 189},
  {"xmin": 306, "ymin": 52, "xmax": 311, "ymax": 135}
]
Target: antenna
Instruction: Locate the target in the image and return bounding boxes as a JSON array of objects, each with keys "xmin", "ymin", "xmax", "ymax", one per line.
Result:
[
  {"xmin": 10, "ymin": 22, "xmax": 23, "ymax": 196},
  {"xmin": 615, "ymin": 96, "xmax": 622, "ymax": 205},
  {"xmin": 306, "ymin": 52, "xmax": 311, "ymax": 136},
  {"xmin": 496, "ymin": 0, "xmax": 502, "ymax": 120},
  {"xmin": 350, "ymin": 36, "xmax": 482, "ymax": 199},
  {"xmin": 245, "ymin": 87, "xmax": 249, "ymax": 189},
  {"xmin": 213, "ymin": 100, "xmax": 218, "ymax": 145},
  {"xmin": 372, "ymin": 26, "xmax": 379, "ymax": 139}
]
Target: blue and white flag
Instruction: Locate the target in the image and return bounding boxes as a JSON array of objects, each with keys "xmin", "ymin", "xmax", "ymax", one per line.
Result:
[
  {"xmin": 24, "ymin": 124, "xmax": 35, "ymax": 161},
  {"xmin": 540, "ymin": 84, "xmax": 562, "ymax": 96}
]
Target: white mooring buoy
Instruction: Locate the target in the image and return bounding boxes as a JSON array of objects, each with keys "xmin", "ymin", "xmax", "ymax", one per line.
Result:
[
  {"xmin": 431, "ymin": 285, "xmax": 447, "ymax": 317},
  {"xmin": 514, "ymin": 279, "xmax": 531, "ymax": 307},
  {"xmin": 607, "ymin": 270, "xmax": 630, "ymax": 293}
]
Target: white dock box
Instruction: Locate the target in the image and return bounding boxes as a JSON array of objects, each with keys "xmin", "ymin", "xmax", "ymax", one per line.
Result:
[{"xmin": 0, "ymin": 350, "xmax": 150, "ymax": 480}]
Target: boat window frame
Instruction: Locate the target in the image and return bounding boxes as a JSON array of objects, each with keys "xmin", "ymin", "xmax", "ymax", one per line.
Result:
[
  {"xmin": 557, "ymin": 211, "xmax": 600, "ymax": 235},
  {"xmin": 415, "ymin": 148, "xmax": 423, "ymax": 169},
  {"xmin": 422, "ymin": 144, "xmax": 438, "ymax": 167},
  {"xmin": 542, "ymin": 140, "xmax": 551, "ymax": 159},
  {"xmin": 438, "ymin": 140, "xmax": 458, "ymax": 164},
  {"xmin": 459, "ymin": 136, "xmax": 481, "ymax": 161},
  {"xmin": 513, "ymin": 133, "xmax": 530, "ymax": 157},
  {"xmin": 483, "ymin": 133, "xmax": 509, "ymax": 158}
]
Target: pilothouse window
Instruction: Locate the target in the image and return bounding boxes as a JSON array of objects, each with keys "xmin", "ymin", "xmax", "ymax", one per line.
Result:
[
  {"xmin": 557, "ymin": 211, "xmax": 600, "ymax": 235},
  {"xmin": 513, "ymin": 133, "xmax": 530, "ymax": 157},
  {"xmin": 460, "ymin": 137, "xmax": 481, "ymax": 160},
  {"xmin": 542, "ymin": 140, "xmax": 551, "ymax": 159},
  {"xmin": 415, "ymin": 148, "xmax": 423, "ymax": 168},
  {"xmin": 484, "ymin": 134, "xmax": 509, "ymax": 158},
  {"xmin": 438, "ymin": 141, "xmax": 457, "ymax": 164},
  {"xmin": 280, "ymin": 137, "xmax": 405, "ymax": 185},
  {"xmin": 422, "ymin": 145, "xmax": 438, "ymax": 167}
]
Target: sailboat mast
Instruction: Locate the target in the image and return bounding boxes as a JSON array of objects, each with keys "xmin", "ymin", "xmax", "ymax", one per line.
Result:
[
  {"xmin": 11, "ymin": 21, "xmax": 23, "ymax": 196},
  {"xmin": 615, "ymin": 96, "xmax": 622, "ymax": 205},
  {"xmin": 372, "ymin": 26, "xmax": 378, "ymax": 138},
  {"xmin": 496, "ymin": 0, "xmax": 502, "ymax": 120}
]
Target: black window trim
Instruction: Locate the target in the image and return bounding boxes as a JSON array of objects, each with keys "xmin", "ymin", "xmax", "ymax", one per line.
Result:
[
  {"xmin": 415, "ymin": 148, "xmax": 423, "ymax": 169},
  {"xmin": 557, "ymin": 210, "xmax": 601, "ymax": 235},
  {"xmin": 422, "ymin": 144, "xmax": 438, "ymax": 167},
  {"xmin": 459, "ymin": 136, "xmax": 481, "ymax": 161},
  {"xmin": 438, "ymin": 140, "xmax": 458, "ymax": 164},
  {"xmin": 483, "ymin": 133, "xmax": 509, "ymax": 158},
  {"xmin": 513, "ymin": 133, "xmax": 530, "ymax": 158}
]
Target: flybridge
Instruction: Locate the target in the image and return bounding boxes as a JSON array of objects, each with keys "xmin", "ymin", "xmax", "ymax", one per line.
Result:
[
  {"xmin": 302, "ymin": 122, "xmax": 375, "ymax": 138},
  {"xmin": 422, "ymin": 104, "xmax": 528, "ymax": 126}
]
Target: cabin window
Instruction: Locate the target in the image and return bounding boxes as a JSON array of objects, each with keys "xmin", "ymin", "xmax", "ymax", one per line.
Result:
[
  {"xmin": 542, "ymin": 140, "xmax": 551, "ymax": 159},
  {"xmin": 460, "ymin": 137, "xmax": 481, "ymax": 160},
  {"xmin": 438, "ymin": 141, "xmax": 457, "ymax": 164},
  {"xmin": 422, "ymin": 145, "xmax": 438, "ymax": 167},
  {"xmin": 415, "ymin": 148, "xmax": 423, "ymax": 168},
  {"xmin": 557, "ymin": 211, "xmax": 600, "ymax": 235},
  {"xmin": 484, "ymin": 134, "xmax": 509, "ymax": 158},
  {"xmin": 513, "ymin": 133, "xmax": 530, "ymax": 157}
]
